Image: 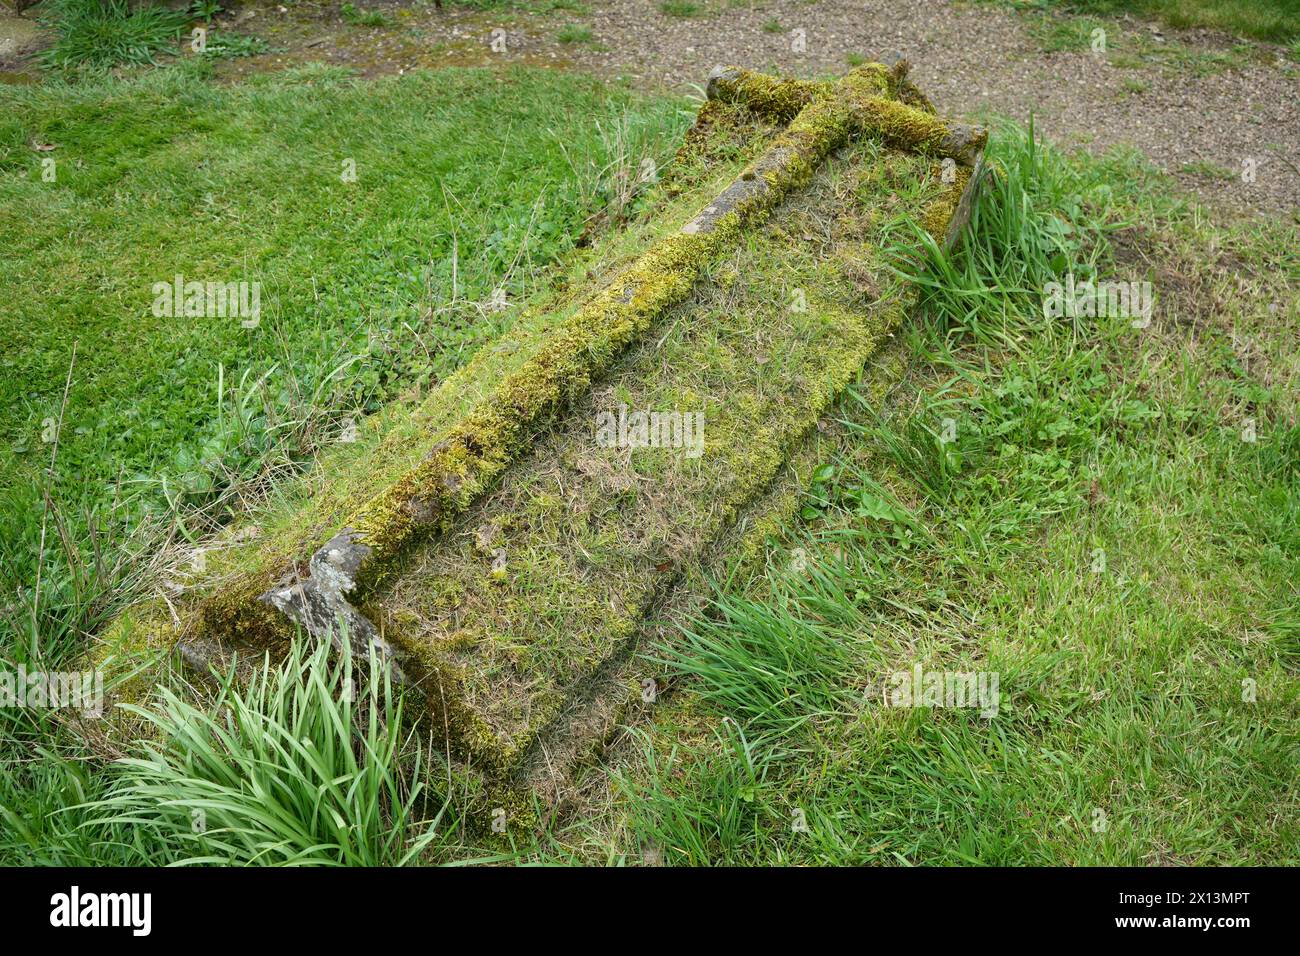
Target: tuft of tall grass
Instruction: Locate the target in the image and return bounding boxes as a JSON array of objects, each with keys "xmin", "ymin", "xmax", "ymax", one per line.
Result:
[
  {"xmin": 340, "ymin": 3, "xmax": 392, "ymax": 27},
  {"xmin": 884, "ymin": 119, "xmax": 1113, "ymax": 349},
  {"xmin": 84, "ymin": 637, "xmax": 447, "ymax": 866},
  {"xmin": 39, "ymin": 0, "xmax": 193, "ymax": 70},
  {"xmin": 619, "ymin": 721, "xmax": 777, "ymax": 866},
  {"xmin": 651, "ymin": 591, "xmax": 857, "ymax": 741}
]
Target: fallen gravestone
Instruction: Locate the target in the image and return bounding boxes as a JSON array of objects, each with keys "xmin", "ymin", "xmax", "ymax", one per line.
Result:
[{"xmin": 90, "ymin": 61, "xmax": 988, "ymax": 821}]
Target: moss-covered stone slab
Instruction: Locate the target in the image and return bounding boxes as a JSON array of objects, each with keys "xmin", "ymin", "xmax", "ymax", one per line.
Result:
[{"xmin": 88, "ymin": 63, "xmax": 987, "ymax": 804}]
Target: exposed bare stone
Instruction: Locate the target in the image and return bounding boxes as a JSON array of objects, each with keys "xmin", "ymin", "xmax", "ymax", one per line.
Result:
[
  {"xmin": 939, "ymin": 124, "xmax": 988, "ymax": 167},
  {"xmin": 404, "ymin": 498, "xmax": 440, "ymax": 523},
  {"xmin": 946, "ymin": 152, "xmax": 988, "ymax": 249},
  {"xmin": 174, "ymin": 636, "xmax": 221, "ymax": 677},
  {"xmin": 705, "ymin": 64, "xmax": 742, "ymax": 100},
  {"xmin": 258, "ymin": 530, "xmax": 413, "ymax": 685},
  {"xmin": 681, "ymin": 177, "xmax": 766, "ymax": 234}
]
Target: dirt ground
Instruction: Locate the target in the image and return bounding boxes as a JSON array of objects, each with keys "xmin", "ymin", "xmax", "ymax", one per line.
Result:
[{"xmin": 3, "ymin": 0, "xmax": 1298, "ymax": 215}]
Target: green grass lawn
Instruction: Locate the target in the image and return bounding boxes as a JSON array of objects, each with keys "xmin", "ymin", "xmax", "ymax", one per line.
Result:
[
  {"xmin": 1029, "ymin": 0, "xmax": 1300, "ymax": 42},
  {"xmin": 0, "ymin": 53, "xmax": 1294, "ymax": 866}
]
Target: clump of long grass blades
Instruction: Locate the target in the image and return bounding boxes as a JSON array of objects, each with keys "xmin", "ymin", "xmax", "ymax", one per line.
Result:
[
  {"xmin": 882, "ymin": 118, "xmax": 1114, "ymax": 349},
  {"xmin": 621, "ymin": 719, "xmax": 777, "ymax": 866},
  {"xmin": 39, "ymin": 0, "xmax": 192, "ymax": 70},
  {"xmin": 858, "ymin": 390, "xmax": 969, "ymax": 505},
  {"xmin": 84, "ymin": 636, "xmax": 444, "ymax": 866},
  {"xmin": 649, "ymin": 589, "xmax": 857, "ymax": 742}
]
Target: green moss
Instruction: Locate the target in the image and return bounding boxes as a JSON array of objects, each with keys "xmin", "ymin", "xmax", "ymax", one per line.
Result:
[
  {"xmin": 89, "ymin": 603, "xmax": 175, "ymax": 705},
  {"xmin": 706, "ymin": 66, "xmax": 832, "ymax": 121},
  {"xmin": 346, "ymin": 223, "xmax": 741, "ymax": 591},
  {"xmin": 92, "ymin": 64, "xmax": 980, "ymax": 678}
]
